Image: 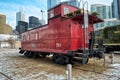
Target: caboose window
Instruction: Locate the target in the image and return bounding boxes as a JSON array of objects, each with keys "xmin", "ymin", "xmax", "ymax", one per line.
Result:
[
  {"xmin": 27, "ymin": 35, "xmax": 30, "ymax": 41},
  {"xmin": 64, "ymin": 7, "xmax": 69, "ymax": 15},
  {"xmin": 49, "ymin": 10, "xmax": 54, "ymax": 18},
  {"xmin": 36, "ymin": 33, "xmax": 38, "ymax": 40}
]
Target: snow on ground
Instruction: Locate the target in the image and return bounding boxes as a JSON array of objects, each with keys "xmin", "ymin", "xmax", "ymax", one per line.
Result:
[{"xmin": 0, "ymin": 49, "xmax": 120, "ymax": 80}]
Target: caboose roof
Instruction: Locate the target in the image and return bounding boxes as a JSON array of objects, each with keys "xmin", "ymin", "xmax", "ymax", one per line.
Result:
[
  {"xmin": 48, "ymin": 3, "xmax": 103, "ymax": 24},
  {"xmin": 71, "ymin": 14, "xmax": 104, "ymax": 24}
]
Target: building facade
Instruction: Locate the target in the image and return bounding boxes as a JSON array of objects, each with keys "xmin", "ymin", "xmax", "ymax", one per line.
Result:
[
  {"xmin": 91, "ymin": 4, "xmax": 115, "ymax": 29},
  {"xmin": 47, "ymin": 0, "xmax": 79, "ymax": 10},
  {"xmin": 0, "ymin": 14, "xmax": 6, "ymax": 34},
  {"xmin": 119, "ymin": 0, "xmax": 120, "ymax": 19},
  {"xmin": 16, "ymin": 21, "xmax": 28, "ymax": 34},
  {"xmin": 16, "ymin": 11, "xmax": 25, "ymax": 25},
  {"xmin": 112, "ymin": 0, "xmax": 120, "ymax": 19},
  {"xmin": 94, "ymin": 18, "xmax": 120, "ymax": 30},
  {"xmin": 4, "ymin": 24, "xmax": 12, "ymax": 34},
  {"xmin": 0, "ymin": 34, "xmax": 20, "ymax": 48},
  {"xmin": 91, "ymin": 4, "xmax": 112, "ymax": 19},
  {"xmin": 62, "ymin": 0, "xmax": 79, "ymax": 8},
  {"xmin": 0, "ymin": 14, "xmax": 12, "ymax": 34},
  {"xmin": 47, "ymin": 0, "xmax": 61, "ymax": 10},
  {"xmin": 29, "ymin": 16, "xmax": 42, "ymax": 29}
]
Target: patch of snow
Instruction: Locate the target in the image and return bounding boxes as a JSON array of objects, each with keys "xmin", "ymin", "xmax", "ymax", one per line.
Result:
[{"xmin": 110, "ymin": 64, "xmax": 120, "ymax": 69}]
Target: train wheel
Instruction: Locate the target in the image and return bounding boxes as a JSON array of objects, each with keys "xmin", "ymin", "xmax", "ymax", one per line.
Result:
[
  {"xmin": 24, "ymin": 51, "xmax": 33, "ymax": 58},
  {"xmin": 63, "ymin": 56, "xmax": 70, "ymax": 65},
  {"xmin": 53, "ymin": 54, "xmax": 62, "ymax": 64},
  {"xmin": 53, "ymin": 54, "xmax": 70, "ymax": 65},
  {"xmin": 32, "ymin": 52, "xmax": 39, "ymax": 58},
  {"xmin": 24, "ymin": 51, "xmax": 29, "ymax": 57},
  {"xmin": 53, "ymin": 55, "xmax": 60, "ymax": 64},
  {"xmin": 52, "ymin": 54, "xmax": 56, "ymax": 62},
  {"xmin": 60, "ymin": 56, "xmax": 65, "ymax": 65},
  {"xmin": 28, "ymin": 52, "xmax": 34, "ymax": 58}
]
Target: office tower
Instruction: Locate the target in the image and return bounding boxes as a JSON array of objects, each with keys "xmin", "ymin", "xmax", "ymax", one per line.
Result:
[
  {"xmin": 62, "ymin": 0, "xmax": 79, "ymax": 8},
  {"xmin": 16, "ymin": 10, "xmax": 25, "ymax": 25},
  {"xmin": 0, "ymin": 14, "xmax": 6, "ymax": 34},
  {"xmin": 16, "ymin": 21, "xmax": 28, "ymax": 34},
  {"xmin": 0, "ymin": 14, "xmax": 12, "ymax": 34},
  {"xmin": 112, "ymin": 0, "xmax": 120, "ymax": 19},
  {"xmin": 47, "ymin": 0, "xmax": 61, "ymax": 10},
  {"xmin": 91, "ymin": 4, "xmax": 112, "ymax": 19},
  {"xmin": 29, "ymin": 16, "xmax": 42, "ymax": 29},
  {"xmin": 91, "ymin": 4, "xmax": 114, "ymax": 29}
]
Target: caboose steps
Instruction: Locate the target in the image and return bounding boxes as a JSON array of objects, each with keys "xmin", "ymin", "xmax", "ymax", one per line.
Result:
[
  {"xmin": 74, "ymin": 52, "xmax": 83, "ymax": 57},
  {"xmin": 71, "ymin": 57, "xmax": 89, "ymax": 64}
]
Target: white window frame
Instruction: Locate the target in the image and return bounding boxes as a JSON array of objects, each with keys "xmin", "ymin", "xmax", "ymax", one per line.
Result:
[
  {"xmin": 64, "ymin": 7, "xmax": 69, "ymax": 15},
  {"xmin": 49, "ymin": 10, "xmax": 54, "ymax": 18},
  {"xmin": 35, "ymin": 33, "xmax": 38, "ymax": 40}
]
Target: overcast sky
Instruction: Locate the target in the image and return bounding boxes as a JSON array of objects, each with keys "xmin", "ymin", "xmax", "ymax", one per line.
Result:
[{"xmin": 0, "ymin": 0, "xmax": 113, "ymax": 29}]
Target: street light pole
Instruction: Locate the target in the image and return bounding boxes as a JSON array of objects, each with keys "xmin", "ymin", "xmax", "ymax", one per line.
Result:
[
  {"xmin": 41, "ymin": 10, "xmax": 44, "ymax": 25},
  {"xmin": 78, "ymin": 0, "xmax": 84, "ymax": 9}
]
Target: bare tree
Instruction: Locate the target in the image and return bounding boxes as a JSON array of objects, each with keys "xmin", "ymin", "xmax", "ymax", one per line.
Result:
[{"xmin": 6, "ymin": 37, "xmax": 15, "ymax": 49}]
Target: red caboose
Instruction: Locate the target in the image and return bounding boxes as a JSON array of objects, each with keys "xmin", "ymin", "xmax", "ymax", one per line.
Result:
[{"xmin": 19, "ymin": 3, "xmax": 104, "ymax": 65}]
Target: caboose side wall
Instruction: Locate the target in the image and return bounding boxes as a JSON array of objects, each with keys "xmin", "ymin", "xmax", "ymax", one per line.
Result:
[
  {"xmin": 21, "ymin": 17, "xmax": 72, "ymax": 54},
  {"xmin": 21, "ymin": 26, "xmax": 56, "ymax": 53},
  {"xmin": 68, "ymin": 21, "xmax": 94, "ymax": 51},
  {"xmin": 69, "ymin": 20, "xmax": 83, "ymax": 50},
  {"xmin": 49, "ymin": 17, "xmax": 72, "ymax": 53},
  {"xmin": 21, "ymin": 21, "xmax": 94, "ymax": 53},
  {"xmin": 21, "ymin": 25, "xmax": 51, "ymax": 51}
]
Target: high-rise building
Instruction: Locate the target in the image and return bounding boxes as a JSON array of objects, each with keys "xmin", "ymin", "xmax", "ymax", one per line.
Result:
[
  {"xmin": 119, "ymin": 0, "xmax": 120, "ymax": 19},
  {"xmin": 29, "ymin": 16, "xmax": 42, "ymax": 29},
  {"xmin": 4, "ymin": 24, "xmax": 12, "ymax": 34},
  {"xmin": 47, "ymin": 0, "xmax": 79, "ymax": 10},
  {"xmin": 16, "ymin": 21, "xmax": 28, "ymax": 34},
  {"xmin": 91, "ymin": 4, "xmax": 114, "ymax": 29},
  {"xmin": 62, "ymin": 0, "xmax": 79, "ymax": 8},
  {"xmin": 16, "ymin": 11, "xmax": 25, "ymax": 25},
  {"xmin": 112, "ymin": 0, "xmax": 120, "ymax": 19},
  {"xmin": 0, "ymin": 14, "xmax": 12, "ymax": 34},
  {"xmin": 47, "ymin": 0, "xmax": 61, "ymax": 10},
  {"xmin": 16, "ymin": 10, "xmax": 26, "ymax": 34},
  {"xmin": 91, "ymin": 4, "xmax": 112, "ymax": 19},
  {"xmin": 0, "ymin": 14, "xmax": 6, "ymax": 34}
]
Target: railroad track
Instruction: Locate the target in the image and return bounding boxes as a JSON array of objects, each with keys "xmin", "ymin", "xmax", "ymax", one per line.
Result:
[{"xmin": 0, "ymin": 72, "xmax": 12, "ymax": 80}]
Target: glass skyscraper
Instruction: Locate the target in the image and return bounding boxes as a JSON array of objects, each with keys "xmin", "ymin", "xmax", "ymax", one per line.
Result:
[
  {"xmin": 16, "ymin": 11, "xmax": 25, "ymax": 25},
  {"xmin": 91, "ymin": 4, "xmax": 112, "ymax": 19},
  {"xmin": 91, "ymin": 4, "xmax": 113, "ymax": 29},
  {"xmin": 47, "ymin": 0, "xmax": 79, "ymax": 10},
  {"xmin": 112, "ymin": 0, "xmax": 120, "ymax": 19},
  {"xmin": 47, "ymin": 0, "xmax": 61, "ymax": 10},
  {"xmin": 62, "ymin": 0, "xmax": 79, "ymax": 8}
]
